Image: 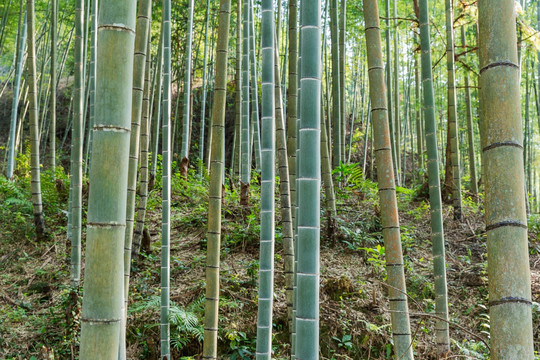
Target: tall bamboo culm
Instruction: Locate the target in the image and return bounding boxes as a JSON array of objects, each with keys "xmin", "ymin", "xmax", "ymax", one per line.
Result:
[
  {"xmin": 287, "ymin": 0, "xmax": 298, "ymax": 353},
  {"xmin": 6, "ymin": 2, "xmax": 26, "ymax": 180},
  {"xmin": 49, "ymin": 0, "xmax": 57, "ymax": 173},
  {"xmin": 232, "ymin": 0, "xmax": 242, "ymax": 178},
  {"xmin": 181, "ymin": 0, "xmax": 194, "ymax": 163},
  {"xmin": 460, "ymin": 26, "xmax": 478, "ymax": 195},
  {"xmin": 339, "ymin": 0, "xmax": 346, "ymax": 165},
  {"xmin": 150, "ymin": 29, "xmax": 164, "ymax": 189},
  {"xmin": 120, "ymin": 0, "xmax": 151, "ymax": 355},
  {"xmin": 199, "ymin": 0, "xmax": 211, "ymax": 174},
  {"xmin": 132, "ymin": 31, "xmax": 153, "ymax": 263},
  {"xmin": 444, "ymin": 0, "xmax": 462, "ymax": 219},
  {"xmin": 161, "ymin": 0, "xmax": 172, "ymax": 356},
  {"xmin": 478, "ymin": 1, "xmax": 534, "ymax": 358},
  {"xmin": 363, "ymin": 1, "xmax": 413, "ymax": 358},
  {"xmin": 418, "ymin": 0, "xmax": 450, "ymax": 353},
  {"xmin": 26, "ymin": 0, "xmax": 46, "ymax": 241},
  {"xmin": 202, "ymin": 0, "xmax": 232, "ymax": 356},
  {"xmin": 273, "ymin": 41, "xmax": 294, "ymax": 336},
  {"xmin": 255, "ymin": 0, "xmax": 275, "ymax": 356},
  {"xmin": 286, "ymin": 0, "xmax": 297, "ymax": 227},
  {"xmin": 329, "ymin": 0, "xmax": 340, "ymax": 168},
  {"xmin": 240, "ymin": 0, "xmax": 250, "ymax": 197},
  {"xmin": 248, "ymin": 0, "xmax": 261, "ymax": 172},
  {"xmin": 78, "ymin": 0, "xmax": 136, "ymax": 357},
  {"xmin": 296, "ymin": 1, "xmax": 321, "ymax": 358},
  {"xmin": 69, "ymin": 0, "xmax": 84, "ymax": 288}
]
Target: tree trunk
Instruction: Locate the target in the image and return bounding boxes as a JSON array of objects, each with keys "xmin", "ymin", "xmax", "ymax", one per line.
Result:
[
  {"xmin": 329, "ymin": 0, "xmax": 341, "ymax": 168},
  {"xmin": 363, "ymin": 1, "xmax": 414, "ymax": 358},
  {"xmin": 199, "ymin": 0, "xmax": 211, "ymax": 174},
  {"xmin": 249, "ymin": 0, "xmax": 261, "ymax": 172},
  {"xmin": 418, "ymin": 0, "xmax": 450, "ymax": 354},
  {"xmin": 255, "ymin": 1, "xmax": 275, "ymax": 356},
  {"xmin": 181, "ymin": 0, "xmax": 194, "ymax": 169},
  {"xmin": 201, "ymin": 0, "xmax": 231, "ymax": 356},
  {"xmin": 478, "ymin": 1, "xmax": 534, "ymax": 358},
  {"xmin": 6, "ymin": 1, "xmax": 26, "ymax": 180},
  {"xmin": 339, "ymin": 0, "xmax": 346, "ymax": 167},
  {"xmin": 120, "ymin": 0, "xmax": 151, "ymax": 354},
  {"xmin": 132, "ymin": 31, "xmax": 153, "ymax": 263},
  {"xmin": 26, "ymin": 0, "xmax": 46, "ymax": 242},
  {"xmin": 393, "ymin": 0, "xmax": 401, "ymax": 179},
  {"xmin": 240, "ymin": 0, "xmax": 251, "ymax": 203},
  {"xmin": 273, "ymin": 40, "xmax": 294, "ymax": 338},
  {"xmin": 79, "ymin": 0, "xmax": 136, "ymax": 357},
  {"xmin": 295, "ymin": 1, "xmax": 321, "ymax": 357},
  {"xmin": 445, "ymin": 0, "xmax": 462, "ymax": 219},
  {"xmin": 160, "ymin": 0, "xmax": 172, "ymax": 356},
  {"xmin": 49, "ymin": 0, "xmax": 57, "ymax": 174}
]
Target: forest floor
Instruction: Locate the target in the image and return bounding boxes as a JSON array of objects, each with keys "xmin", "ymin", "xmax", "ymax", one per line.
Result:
[{"xmin": 0, "ymin": 163, "xmax": 539, "ymax": 359}]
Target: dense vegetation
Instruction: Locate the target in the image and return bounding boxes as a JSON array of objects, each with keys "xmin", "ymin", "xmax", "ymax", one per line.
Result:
[{"xmin": 0, "ymin": 0, "xmax": 539, "ymax": 359}]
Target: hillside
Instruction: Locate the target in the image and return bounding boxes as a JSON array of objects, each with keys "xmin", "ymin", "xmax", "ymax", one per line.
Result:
[{"xmin": 1, "ymin": 163, "xmax": 539, "ymax": 359}]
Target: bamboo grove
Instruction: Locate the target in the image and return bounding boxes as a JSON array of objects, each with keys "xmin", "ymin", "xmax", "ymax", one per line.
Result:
[{"xmin": 0, "ymin": 0, "xmax": 538, "ymax": 358}]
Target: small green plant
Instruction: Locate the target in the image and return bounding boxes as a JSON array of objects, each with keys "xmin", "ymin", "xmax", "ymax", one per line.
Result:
[
  {"xmin": 359, "ymin": 244, "xmax": 386, "ymax": 274},
  {"xmin": 226, "ymin": 328, "xmax": 255, "ymax": 360},
  {"xmin": 332, "ymin": 334, "xmax": 353, "ymax": 351},
  {"xmin": 129, "ymin": 296, "xmax": 204, "ymax": 352}
]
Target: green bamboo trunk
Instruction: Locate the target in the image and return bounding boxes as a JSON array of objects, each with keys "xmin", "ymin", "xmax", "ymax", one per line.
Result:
[
  {"xmin": 83, "ymin": 0, "xmax": 98, "ymax": 175},
  {"xmin": 445, "ymin": 0, "xmax": 462, "ymax": 219},
  {"xmin": 181, "ymin": 0, "xmax": 194, "ymax": 162},
  {"xmin": 292, "ymin": 3, "xmax": 304, "ymax": 354},
  {"xmin": 233, "ymin": 0, "xmax": 242, "ymax": 179},
  {"xmin": 478, "ymin": 1, "xmax": 534, "ymax": 358},
  {"xmin": 6, "ymin": 2, "xmax": 26, "ymax": 180},
  {"xmin": 329, "ymin": 0, "xmax": 341, "ymax": 168},
  {"xmin": 132, "ymin": 31, "xmax": 153, "ymax": 263},
  {"xmin": 255, "ymin": 0, "xmax": 275, "ymax": 356},
  {"xmin": 161, "ymin": 0, "xmax": 172, "ymax": 356},
  {"xmin": 296, "ymin": 1, "xmax": 320, "ymax": 358},
  {"xmin": 321, "ymin": 10, "xmax": 337, "ymax": 216},
  {"xmin": 49, "ymin": 0, "xmax": 57, "ymax": 173},
  {"xmin": 363, "ymin": 1, "xmax": 413, "ymax": 358},
  {"xmin": 418, "ymin": 0, "xmax": 450, "ymax": 353},
  {"xmin": 287, "ymin": 0, "xmax": 298, "ymax": 354},
  {"xmin": 79, "ymin": 0, "xmax": 136, "ymax": 357},
  {"xmin": 273, "ymin": 41, "xmax": 294, "ymax": 336},
  {"xmin": 202, "ymin": 0, "xmax": 231, "ymax": 356},
  {"xmin": 461, "ymin": 26, "xmax": 477, "ymax": 195},
  {"xmin": 384, "ymin": 0, "xmax": 399, "ymax": 186},
  {"xmin": 120, "ymin": 0, "xmax": 151, "ymax": 354},
  {"xmin": 26, "ymin": 0, "xmax": 46, "ymax": 241},
  {"xmin": 321, "ymin": 97, "xmax": 337, "ymax": 218},
  {"xmin": 287, "ymin": 0, "xmax": 297, "ymax": 228},
  {"xmin": 339, "ymin": 0, "xmax": 346, "ymax": 166},
  {"xmin": 69, "ymin": 0, "xmax": 84, "ymax": 287},
  {"xmin": 150, "ymin": 29, "xmax": 163, "ymax": 188},
  {"xmin": 248, "ymin": 0, "xmax": 261, "ymax": 173},
  {"xmin": 393, "ymin": 0, "xmax": 401, "ymax": 180},
  {"xmin": 199, "ymin": 0, "xmax": 211, "ymax": 174},
  {"xmin": 414, "ymin": 34, "xmax": 423, "ymax": 174},
  {"xmin": 240, "ymin": 0, "xmax": 250, "ymax": 187}
]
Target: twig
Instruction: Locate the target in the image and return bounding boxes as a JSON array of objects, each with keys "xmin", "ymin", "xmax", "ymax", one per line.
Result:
[
  {"xmin": 375, "ymin": 280, "xmax": 491, "ymax": 351},
  {"xmin": 408, "ymin": 311, "xmax": 490, "ymax": 351}
]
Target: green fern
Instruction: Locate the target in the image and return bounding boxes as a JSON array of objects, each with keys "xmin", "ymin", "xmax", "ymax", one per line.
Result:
[
  {"xmin": 130, "ymin": 295, "xmax": 204, "ymax": 351},
  {"xmin": 0, "ymin": 176, "xmax": 32, "ymax": 213}
]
